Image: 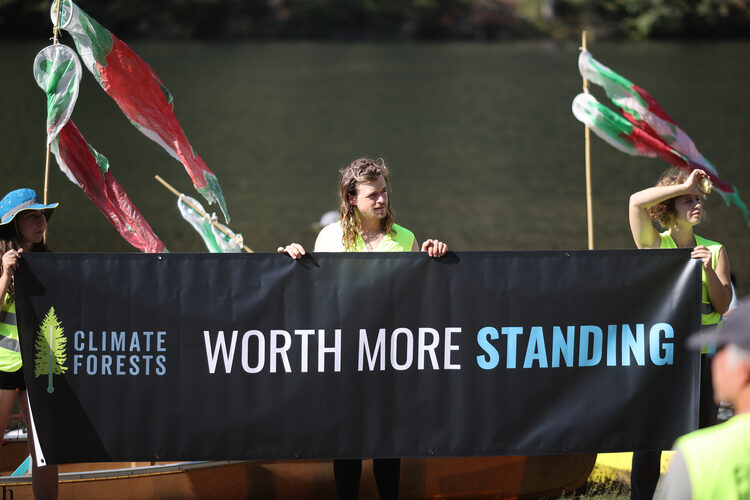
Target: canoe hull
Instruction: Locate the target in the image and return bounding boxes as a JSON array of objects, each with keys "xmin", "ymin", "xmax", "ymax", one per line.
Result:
[{"xmin": 0, "ymin": 454, "xmax": 595, "ymax": 499}]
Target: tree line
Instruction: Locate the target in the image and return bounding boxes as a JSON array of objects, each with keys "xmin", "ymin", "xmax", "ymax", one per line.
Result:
[{"xmin": 3, "ymin": 0, "xmax": 750, "ymax": 40}]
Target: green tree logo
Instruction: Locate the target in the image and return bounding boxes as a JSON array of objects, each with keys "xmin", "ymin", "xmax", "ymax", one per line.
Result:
[{"xmin": 34, "ymin": 307, "xmax": 68, "ymax": 393}]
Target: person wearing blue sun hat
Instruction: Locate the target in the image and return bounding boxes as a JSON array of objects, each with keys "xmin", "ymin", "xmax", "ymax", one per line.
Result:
[{"xmin": 0, "ymin": 188, "xmax": 59, "ymax": 499}]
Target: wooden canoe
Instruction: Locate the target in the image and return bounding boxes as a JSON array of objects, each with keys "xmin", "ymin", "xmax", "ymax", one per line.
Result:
[{"xmin": 0, "ymin": 453, "xmax": 595, "ymax": 499}]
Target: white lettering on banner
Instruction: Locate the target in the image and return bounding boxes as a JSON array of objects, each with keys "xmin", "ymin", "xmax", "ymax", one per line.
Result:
[
  {"xmin": 318, "ymin": 329, "xmax": 341, "ymax": 372},
  {"xmin": 290, "ymin": 330, "xmax": 341, "ymax": 373},
  {"xmin": 72, "ymin": 330, "xmax": 168, "ymax": 376},
  {"xmin": 357, "ymin": 327, "xmax": 462, "ymax": 372},
  {"xmin": 241, "ymin": 330, "xmax": 265, "ymax": 373},
  {"xmin": 204, "ymin": 329, "xmax": 342, "ymax": 374},
  {"xmin": 204, "ymin": 330, "xmax": 237, "ymax": 373},
  {"xmin": 270, "ymin": 330, "xmax": 292, "ymax": 373}
]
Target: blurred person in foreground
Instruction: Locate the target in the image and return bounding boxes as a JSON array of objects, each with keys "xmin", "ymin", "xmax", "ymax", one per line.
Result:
[
  {"xmin": 278, "ymin": 157, "xmax": 447, "ymax": 500},
  {"xmin": 654, "ymin": 297, "xmax": 750, "ymax": 499}
]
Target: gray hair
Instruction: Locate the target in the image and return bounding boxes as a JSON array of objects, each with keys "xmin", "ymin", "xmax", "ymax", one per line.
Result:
[{"xmin": 726, "ymin": 344, "xmax": 750, "ymax": 368}]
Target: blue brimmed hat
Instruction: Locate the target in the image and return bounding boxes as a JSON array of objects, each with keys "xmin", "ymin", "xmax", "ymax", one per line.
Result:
[{"xmin": 0, "ymin": 189, "xmax": 58, "ymax": 225}]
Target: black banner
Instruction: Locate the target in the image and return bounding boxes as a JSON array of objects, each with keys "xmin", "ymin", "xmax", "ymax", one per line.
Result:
[{"xmin": 15, "ymin": 251, "xmax": 701, "ymax": 464}]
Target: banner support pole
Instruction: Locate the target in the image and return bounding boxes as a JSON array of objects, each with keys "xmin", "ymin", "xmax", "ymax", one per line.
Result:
[
  {"xmin": 154, "ymin": 175, "xmax": 253, "ymax": 253},
  {"xmin": 582, "ymin": 31, "xmax": 594, "ymax": 250}
]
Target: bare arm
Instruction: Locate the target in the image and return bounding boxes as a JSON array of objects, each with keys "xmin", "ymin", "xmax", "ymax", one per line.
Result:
[
  {"xmin": 0, "ymin": 249, "xmax": 22, "ymax": 298},
  {"xmin": 653, "ymin": 450, "xmax": 693, "ymax": 500},
  {"xmin": 629, "ymin": 170, "xmax": 707, "ymax": 249},
  {"xmin": 693, "ymin": 245, "xmax": 733, "ymax": 315}
]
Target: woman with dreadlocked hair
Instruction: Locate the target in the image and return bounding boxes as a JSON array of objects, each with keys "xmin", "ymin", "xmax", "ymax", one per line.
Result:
[
  {"xmin": 0, "ymin": 188, "xmax": 59, "ymax": 499},
  {"xmin": 628, "ymin": 167, "xmax": 733, "ymax": 500},
  {"xmin": 278, "ymin": 157, "xmax": 447, "ymax": 499}
]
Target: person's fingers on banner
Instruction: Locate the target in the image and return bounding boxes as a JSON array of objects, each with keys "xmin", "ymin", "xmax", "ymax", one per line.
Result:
[
  {"xmin": 277, "ymin": 243, "xmax": 306, "ymax": 260},
  {"xmin": 421, "ymin": 239, "xmax": 447, "ymax": 258},
  {"xmin": 690, "ymin": 246, "xmax": 712, "ymax": 269},
  {"xmin": 2, "ymin": 249, "xmax": 22, "ymax": 275}
]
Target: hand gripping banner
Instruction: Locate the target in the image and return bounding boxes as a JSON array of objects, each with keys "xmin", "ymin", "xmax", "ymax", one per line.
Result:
[{"xmin": 15, "ymin": 251, "xmax": 700, "ymax": 464}]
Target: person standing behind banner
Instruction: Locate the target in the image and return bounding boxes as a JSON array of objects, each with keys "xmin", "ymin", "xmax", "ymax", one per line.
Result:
[
  {"xmin": 628, "ymin": 168, "xmax": 733, "ymax": 500},
  {"xmin": 654, "ymin": 298, "xmax": 750, "ymax": 499},
  {"xmin": 0, "ymin": 189, "xmax": 60, "ymax": 500},
  {"xmin": 278, "ymin": 157, "xmax": 448, "ymax": 500}
]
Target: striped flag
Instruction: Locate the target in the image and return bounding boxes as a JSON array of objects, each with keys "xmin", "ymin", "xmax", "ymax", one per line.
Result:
[
  {"xmin": 573, "ymin": 49, "xmax": 749, "ymax": 225},
  {"xmin": 51, "ymin": 121, "xmax": 167, "ymax": 253},
  {"xmin": 52, "ymin": 0, "xmax": 230, "ymax": 222}
]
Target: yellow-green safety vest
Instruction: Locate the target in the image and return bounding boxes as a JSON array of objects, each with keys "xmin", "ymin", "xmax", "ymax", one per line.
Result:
[
  {"xmin": 675, "ymin": 412, "xmax": 750, "ymax": 499},
  {"xmin": 659, "ymin": 232, "xmax": 723, "ymax": 326},
  {"xmin": 352, "ymin": 223, "xmax": 415, "ymax": 253},
  {"xmin": 0, "ymin": 293, "xmax": 22, "ymax": 372}
]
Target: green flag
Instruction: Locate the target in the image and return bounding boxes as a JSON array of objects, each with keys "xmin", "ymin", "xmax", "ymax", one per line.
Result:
[
  {"xmin": 178, "ymin": 195, "xmax": 243, "ymax": 253},
  {"xmin": 32, "ymin": 44, "xmax": 82, "ymax": 144}
]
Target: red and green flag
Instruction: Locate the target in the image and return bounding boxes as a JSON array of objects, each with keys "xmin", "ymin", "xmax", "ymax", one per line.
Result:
[
  {"xmin": 32, "ymin": 44, "xmax": 82, "ymax": 144},
  {"xmin": 52, "ymin": 0, "xmax": 230, "ymax": 222},
  {"xmin": 33, "ymin": 41, "xmax": 165, "ymax": 252},
  {"xmin": 573, "ymin": 49, "xmax": 749, "ymax": 225},
  {"xmin": 50, "ymin": 121, "xmax": 167, "ymax": 253},
  {"xmin": 573, "ymin": 93, "xmax": 698, "ymax": 169},
  {"xmin": 177, "ymin": 194, "xmax": 244, "ymax": 253}
]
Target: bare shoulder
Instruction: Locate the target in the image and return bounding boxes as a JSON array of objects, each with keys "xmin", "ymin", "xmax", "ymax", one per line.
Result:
[{"xmin": 314, "ymin": 222, "xmax": 345, "ymax": 252}]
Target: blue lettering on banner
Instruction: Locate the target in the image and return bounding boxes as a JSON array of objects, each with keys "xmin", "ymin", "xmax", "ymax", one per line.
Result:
[
  {"xmin": 579, "ymin": 325, "xmax": 602, "ymax": 367},
  {"xmin": 523, "ymin": 326, "xmax": 547, "ymax": 368},
  {"xmin": 476, "ymin": 327, "xmax": 500, "ymax": 369},
  {"xmin": 72, "ymin": 330, "xmax": 168, "ymax": 376},
  {"xmin": 476, "ymin": 323, "xmax": 676, "ymax": 370}
]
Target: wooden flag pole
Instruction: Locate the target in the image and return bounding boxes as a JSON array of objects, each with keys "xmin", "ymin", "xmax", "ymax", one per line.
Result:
[
  {"xmin": 582, "ymin": 30, "xmax": 594, "ymax": 250},
  {"xmin": 44, "ymin": 0, "xmax": 64, "ymax": 206},
  {"xmin": 154, "ymin": 175, "xmax": 253, "ymax": 253}
]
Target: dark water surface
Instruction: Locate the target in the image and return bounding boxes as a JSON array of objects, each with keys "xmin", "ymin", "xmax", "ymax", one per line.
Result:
[{"xmin": 1, "ymin": 41, "xmax": 749, "ymax": 295}]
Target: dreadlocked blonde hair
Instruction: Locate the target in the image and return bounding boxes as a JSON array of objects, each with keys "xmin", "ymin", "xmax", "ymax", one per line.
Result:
[{"xmin": 339, "ymin": 158, "xmax": 394, "ymax": 251}]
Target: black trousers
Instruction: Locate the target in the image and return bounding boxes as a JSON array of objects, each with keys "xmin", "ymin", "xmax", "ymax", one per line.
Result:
[
  {"xmin": 630, "ymin": 354, "xmax": 717, "ymax": 500},
  {"xmin": 333, "ymin": 458, "xmax": 401, "ymax": 500}
]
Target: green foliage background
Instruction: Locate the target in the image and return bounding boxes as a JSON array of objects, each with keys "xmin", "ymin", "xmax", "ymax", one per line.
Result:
[{"xmin": 1, "ymin": 0, "xmax": 749, "ymax": 41}]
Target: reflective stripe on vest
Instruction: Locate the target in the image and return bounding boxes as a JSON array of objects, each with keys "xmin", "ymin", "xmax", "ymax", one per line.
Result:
[
  {"xmin": 0, "ymin": 335, "xmax": 20, "ymax": 353},
  {"xmin": 0, "ymin": 310, "xmax": 16, "ymax": 326},
  {"xmin": 0, "ymin": 293, "xmax": 22, "ymax": 371}
]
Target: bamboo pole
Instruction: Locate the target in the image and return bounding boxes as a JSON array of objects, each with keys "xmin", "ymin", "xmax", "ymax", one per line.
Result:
[
  {"xmin": 582, "ymin": 31, "xmax": 594, "ymax": 250},
  {"xmin": 154, "ymin": 175, "xmax": 253, "ymax": 253},
  {"xmin": 42, "ymin": 1, "xmax": 65, "ymax": 246},
  {"xmin": 44, "ymin": 0, "xmax": 64, "ymax": 206}
]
